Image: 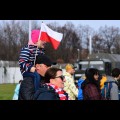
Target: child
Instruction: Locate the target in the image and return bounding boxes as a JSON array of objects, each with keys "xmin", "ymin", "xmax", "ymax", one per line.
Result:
[{"xmin": 19, "ymin": 30, "xmax": 47, "ymax": 91}]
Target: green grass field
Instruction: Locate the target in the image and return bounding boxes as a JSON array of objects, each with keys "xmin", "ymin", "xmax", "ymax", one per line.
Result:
[{"xmin": 0, "ymin": 84, "xmax": 17, "ymax": 100}]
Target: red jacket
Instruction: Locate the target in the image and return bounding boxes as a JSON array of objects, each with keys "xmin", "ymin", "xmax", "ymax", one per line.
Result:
[{"xmin": 83, "ymin": 83, "xmax": 103, "ymax": 100}]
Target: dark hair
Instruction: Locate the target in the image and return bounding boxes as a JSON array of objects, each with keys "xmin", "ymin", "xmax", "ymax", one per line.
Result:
[
  {"xmin": 44, "ymin": 67, "xmax": 62, "ymax": 83},
  {"xmin": 35, "ymin": 55, "xmax": 56, "ymax": 67},
  {"xmin": 85, "ymin": 68, "xmax": 99, "ymax": 80},
  {"xmin": 112, "ymin": 68, "xmax": 120, "ymax": 78},
  {"xmin": 84, "ymin": 68, "xmax": 100, "ymax": 91}
]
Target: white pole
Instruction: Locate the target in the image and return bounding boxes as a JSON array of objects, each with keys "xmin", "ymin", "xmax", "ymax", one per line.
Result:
[
  {"xmin": 89, "ymin": 35, "xmax": 92, "ymax": 55},
  {"xmin": 77, "ymin": 49, "xmax": 80, "ymax": 61},
  {"xmin": 34, "ymin": 21, "xmax": 42, "ymax": 66},
  {"xmin": 29, "ymin": 20, "xmax": 32, "ymax": 40},
  {"xmin": 1, "ymin": 60, "xmax": 4, "ymax": 83},
  {"xmin": 38, "ymin": 21, "xmax": 43, "ymax": 40}
]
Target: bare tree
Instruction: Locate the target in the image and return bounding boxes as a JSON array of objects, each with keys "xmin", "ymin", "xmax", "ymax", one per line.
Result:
[
  {"xmin": 92, "ymin": 32, "xmax": 104, "ymax": 53},
  {"xmin": 112, "ymin": 34, "xmax": 120, "ymax": 54},
  {"xmin": 0, "ymin": 20, "xmax": 28, "ymax": 61},
  {"xmin": 98, "ymin": 26, "xmax": 120, "ymax": 53},
  {"xmin": 77, "ymin": 25, "xmax": 94, "ymax": 59}
]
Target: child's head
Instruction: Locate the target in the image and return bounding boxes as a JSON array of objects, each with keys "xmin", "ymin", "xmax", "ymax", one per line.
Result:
[
  {"xmin": 31, "ymin": 30, "xmax": 40, "ymax": 44},
  {"xmin": 29, "ymin": 30, "xmax": 46, "ymax": 48}
]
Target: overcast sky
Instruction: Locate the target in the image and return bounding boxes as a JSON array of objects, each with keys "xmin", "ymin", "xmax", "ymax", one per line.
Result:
[
  {"xmin": 39, "ymin": 20, "xmax": 120, "ymax": 30},
  {"xmin": 1, "ymin": 20, "xmax": 120, "ymax": 31}
]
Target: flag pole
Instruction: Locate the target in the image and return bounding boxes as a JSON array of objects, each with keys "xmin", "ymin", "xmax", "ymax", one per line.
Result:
[
  {"xmin": 34, "ymin": 21, "xmax": 43, "ymax": 66},
  {"xmin": 29, "ymin": 20, "xmax": 32, "ymax": 41},
  {"xmin": 89, "ymin": 35, "xmax": 92, "ymax": 55},
  {"xmin": 38, "ymin": 21, "xmax": 43, "ymax": 40}
]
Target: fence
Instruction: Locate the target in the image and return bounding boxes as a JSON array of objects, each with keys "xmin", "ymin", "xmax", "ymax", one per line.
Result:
[
  {"xmin": 0, "ymin": 61, "xmax": 68, "ymax": 84},
  {"xmin": 0, "ymin": 67, "xmax": 23, "ymax": 84},
  {"xmin": 0, "ymin": 60, "xmax": 23, "ymax": 84}
]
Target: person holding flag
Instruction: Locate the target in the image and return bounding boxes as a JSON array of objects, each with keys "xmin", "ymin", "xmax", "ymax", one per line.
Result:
[
  {"xmin": 19, "ymin": 29, "xmax": 46, "ymax": 92},
  {"xmin": 19, "ymin": 22, "xmax": 63, "ymax": 92}
]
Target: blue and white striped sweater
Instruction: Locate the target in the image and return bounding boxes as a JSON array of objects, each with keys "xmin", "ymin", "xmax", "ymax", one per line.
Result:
[{"xmin": 19, "ymin": 45, "xmax": 44, "ymax": 75}]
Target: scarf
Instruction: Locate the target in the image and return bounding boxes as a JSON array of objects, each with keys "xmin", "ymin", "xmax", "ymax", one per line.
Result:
[{"xmin": 46, "ymin": 83, "xmax": 68, "ymax": 100}]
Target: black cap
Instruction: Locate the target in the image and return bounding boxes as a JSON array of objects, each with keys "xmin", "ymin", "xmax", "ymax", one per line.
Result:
[{"xmin": 35, "ymin": 55, "xmax": 56, "ymax": 66}]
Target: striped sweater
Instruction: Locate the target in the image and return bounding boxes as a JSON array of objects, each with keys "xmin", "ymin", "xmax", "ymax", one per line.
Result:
[{"xmin": 19, "ymin": 45, "xmax": 44, "ymax": 75}]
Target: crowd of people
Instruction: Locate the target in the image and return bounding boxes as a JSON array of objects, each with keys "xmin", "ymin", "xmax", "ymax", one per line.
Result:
[{"xmin": 13, "ymin": 29, "xmax": 120, "ymax": 100}]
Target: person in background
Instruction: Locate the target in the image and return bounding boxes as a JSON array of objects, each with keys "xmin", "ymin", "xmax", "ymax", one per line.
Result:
[
  {"xmin": 34, "ymin": 67, "xmax": 68, "ymax": 100},
  {"xmin": 81, "ymin": 68, "xmax": 104, "ymax": 100},
  {"xmin": 78, "ymin": 73, "xmax": 104, "ymax": 100},
  {"xmin": 63, "ymin": 64, "xmax": 78, "ymax": 100},
  {"xmin": 102, "ymin": 68, "xmax": 120, "ymax": 100},
  {"xmin": 77, "ymin": 75, "xmax": 86, "ymax": 100},
  {"xmin": 100, "ymin": 74, "xmax": 107, "ymax": 90},
  {"xmin": 13, "ymin": 80, "xmax": 23, "ymax": 100}
]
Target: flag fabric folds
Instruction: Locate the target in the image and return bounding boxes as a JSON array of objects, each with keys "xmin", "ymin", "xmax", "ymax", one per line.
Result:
[{"xmin": 40, "ymin": 23, "xmax": 63, "ymax": 50}]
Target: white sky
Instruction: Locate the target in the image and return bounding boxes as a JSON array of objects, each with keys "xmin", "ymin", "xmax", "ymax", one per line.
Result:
[
  {"xmin": 39, "ymin": 20, "xmax": 120, "ymax": 30},
  {"xmin": 1, "ymin": 20, "xmax": 120, "ymax": 31}
]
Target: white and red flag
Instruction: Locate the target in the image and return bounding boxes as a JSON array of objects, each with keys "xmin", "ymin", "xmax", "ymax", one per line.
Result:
[{"xmin": 40, "ymin": 23, "xmax": 63, "ymax": 50}]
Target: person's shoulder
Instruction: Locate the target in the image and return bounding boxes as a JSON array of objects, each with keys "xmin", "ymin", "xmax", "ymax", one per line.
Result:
[
  {"xmin": 85, "ymin": 83, "xmax": 96, "ymax": 89},
  {"xmin": 106, "ymin": 76, "xmax": 114, "ymax": 82},
  {"xmin": 78, "ymin": 79, "xmax": 84, "ymax": 86},
  {"xmin": 20, "ymin": 77, "xmax": 34, "ymax": 90},
  {"xmin": 35, "ymin": 84, "xmax": 58, "ymax": 100},
  {"xmin": 40, "ymin": 84, "xmax": 55, "ymax": 92},
  {"xmin": 20, "ymin": 44, "xmax": 29, "ymax": 51},
  {"xmin": 64, "ymin": 72, "xmax": 72, "ymax": 78},
  {"xmin": 111, "ymin": 81, "xmax": 118, "ymax": 87},
  {"xmin": 78, "ymin": 78, "xmax": 84, "ymax": 82},
  {"xmin": 23, "ymin": 76, "xmax": 33, "ymax": 83},
  {"xmin": 63, "ymin": 71, "xmax": 67, "ymax": 76}
]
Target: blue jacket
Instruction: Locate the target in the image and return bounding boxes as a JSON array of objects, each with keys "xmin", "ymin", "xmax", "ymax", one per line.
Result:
[
  {"xmin": 78, "ymin": 79, "xmax": 84, "ymax": 100},
  {"xmin": 13, "ymin": 84, "xmax": 20, "ymax": 100}
]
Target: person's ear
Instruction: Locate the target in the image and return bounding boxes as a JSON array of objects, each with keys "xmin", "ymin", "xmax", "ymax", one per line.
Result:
[{"xmin": 36, "ymin": 64, "xmax": 41, "ymax": 68}]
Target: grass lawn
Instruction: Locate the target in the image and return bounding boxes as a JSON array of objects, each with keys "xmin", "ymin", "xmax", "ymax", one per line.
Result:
[{"xmin": 0, "ymin": 84, "xmax": 17, "ymax": 100}]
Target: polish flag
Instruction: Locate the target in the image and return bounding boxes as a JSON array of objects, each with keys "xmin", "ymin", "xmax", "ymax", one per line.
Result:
[{"xmin": 40, "ymin": 23, "xmax": 63, "ymax": 50}]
